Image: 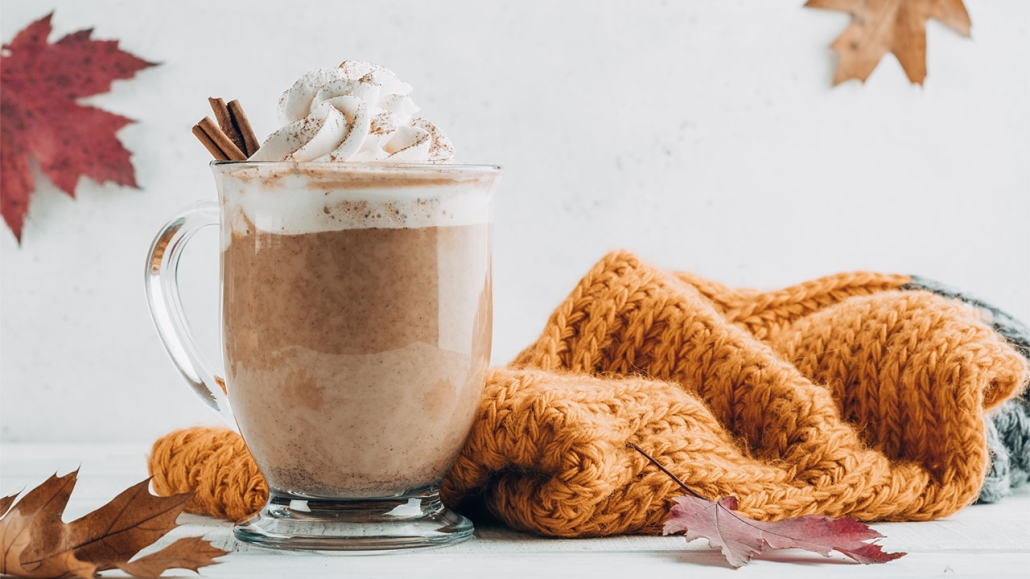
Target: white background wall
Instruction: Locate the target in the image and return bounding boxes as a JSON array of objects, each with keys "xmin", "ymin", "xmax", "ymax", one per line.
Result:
[{"xmin": 1, "ymin": 0, "xmax": 1027, "ymax": 443}]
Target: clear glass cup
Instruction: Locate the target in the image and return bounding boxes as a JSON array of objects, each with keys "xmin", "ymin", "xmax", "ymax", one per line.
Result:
[{"xmin": 145, "ymin": 162, "xmax": 500, "ymax": 550}]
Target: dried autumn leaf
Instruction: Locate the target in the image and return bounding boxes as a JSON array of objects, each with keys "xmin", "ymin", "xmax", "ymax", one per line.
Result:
[
  {"xmin": 1, "ymin": 493, "xmax": 20, "ymax": 518},
  {"xmin": 0, "ymin": 471, "xmax": 92, "ymax": 578},
  {"xmin": 116, "ymin": 537, "xmax": 227, "ymax": 577},
  {"xmin": 60, "ymin": 477, "xmax": 194, "ymax": 569},
  {"xmin": 0, "ymin": 469, "xmax": 227, "ymax": 579},
  {"xmin": 0, "ymin": 12, "xmax": 157, "ymax": 242},
  {"xmin": 664, "ymin": 494, "xmax": 906, "ymax": 568},
  {"xmin": 805, "ymin": 0, "xmax": 971, "ymax": 85}
]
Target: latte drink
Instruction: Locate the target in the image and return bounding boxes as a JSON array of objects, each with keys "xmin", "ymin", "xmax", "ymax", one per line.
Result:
[
  {"xmin": 216, "ymin": 163, "xmax": 495, "ymax": 502},
  {"xmin": 225, "ymin": 223, "xmax": 490, "ymax": 497},
  {"xmin": 139, "ymin": 162, "xmax": 497, "ymax": 550}
]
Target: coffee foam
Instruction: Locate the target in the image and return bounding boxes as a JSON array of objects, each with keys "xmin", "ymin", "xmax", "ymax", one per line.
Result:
[{"xmin": 218, "ymin": 165, "xmax": 495, "ymax": 236}]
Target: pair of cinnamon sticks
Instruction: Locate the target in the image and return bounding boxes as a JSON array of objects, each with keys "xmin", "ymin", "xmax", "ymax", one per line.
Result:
[{"xmin": 192, "ymin": 98, "xmax": 260, "ymax": 161}]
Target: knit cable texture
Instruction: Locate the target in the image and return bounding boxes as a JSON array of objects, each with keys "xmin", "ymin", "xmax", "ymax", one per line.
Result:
[
  {"xmin": 147, "ymin": 250, "xmax": 1029, "ymax": 536},
  {"xmin": 903, "ymin": 276, "xmax": 1030, "ymax": 503}
]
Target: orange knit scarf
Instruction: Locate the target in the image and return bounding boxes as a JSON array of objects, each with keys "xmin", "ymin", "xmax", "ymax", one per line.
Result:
[{"xmin": 148, "ymin": 251, "xmax": 1028, "ymax": 537}]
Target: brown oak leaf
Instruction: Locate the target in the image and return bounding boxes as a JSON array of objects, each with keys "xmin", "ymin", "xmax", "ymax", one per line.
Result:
[
  {"xmin": 805, "ymin": 0, "xmax": 971, "ymax": 85},
  {"xmin": 0, "ymin": 12, "xmax": 157, "ymax": 243},
  {"xmin": 0, "ymin": 469, "xmax": 228, "ymax": 579},
  {"xmin": 116, "ymin": 538, "xmax": 229, "ymax": 577},
  {"xmin": 664, "ymin": 494, "xmax": 906, "ymax": 568},
  {"xmin": 0, "ymin": 493, "xmax": 19, "ymax": 518}
]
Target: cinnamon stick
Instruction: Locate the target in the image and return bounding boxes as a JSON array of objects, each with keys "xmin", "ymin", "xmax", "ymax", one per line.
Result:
[
  {"xmin": 196, "ymin": 116, "xmax": 246, "ymax": 161},
  {"xmin": 208, "ymin": 97, "xmax": 247, "ymax": 156},
  {"xmin": 227, "ymin": 100, "xmax": 261, "ymax": 157},
  {"xmin": 191, "ymin": 124, "xmax": 229, "ymax": 161}
]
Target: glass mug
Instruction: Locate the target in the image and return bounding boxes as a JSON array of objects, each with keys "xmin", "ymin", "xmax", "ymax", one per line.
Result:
[{"xmin": 145, "ymin": 162, "xmax": 500, "ymax": 550}]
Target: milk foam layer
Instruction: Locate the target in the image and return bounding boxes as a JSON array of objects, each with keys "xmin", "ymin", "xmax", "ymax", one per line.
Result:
[
  {"xmin": 249, "ymin": 61, "xmax": 454, "ymax": 163},
  {"xmin": 218, "ymin": 164, "xmax": 495, "ymax": 236}
]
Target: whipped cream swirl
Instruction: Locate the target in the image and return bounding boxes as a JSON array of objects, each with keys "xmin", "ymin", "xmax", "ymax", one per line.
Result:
[{"xmin": 249, "ymin": 61, "xmax": 454, "ymax": 163}]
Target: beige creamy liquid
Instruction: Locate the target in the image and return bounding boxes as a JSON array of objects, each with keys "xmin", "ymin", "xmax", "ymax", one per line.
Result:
[{"xmin": 223, "ymin": 221, "xmax": 491, "ymax": 497}]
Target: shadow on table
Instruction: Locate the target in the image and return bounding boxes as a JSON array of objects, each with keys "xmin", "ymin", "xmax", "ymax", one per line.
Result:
[{"xmin": 656, "ymin": 548, "xmax": 859, "ymax": 568}]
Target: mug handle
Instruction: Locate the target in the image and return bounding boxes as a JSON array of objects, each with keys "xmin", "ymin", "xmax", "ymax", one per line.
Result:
[{"xmin": 144, "ymin": 200, "xmax": 235, "ymax": 429}]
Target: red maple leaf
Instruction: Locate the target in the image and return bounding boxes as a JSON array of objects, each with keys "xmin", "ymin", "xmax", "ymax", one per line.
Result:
[
  {"xmin": 0, "ymin": 12, "xmax": 156, "ymax": 242},
  {"xmin": 664, "ymin": 494, "xmax": 906, "ymax": 568},
  {"xmin": 629, "ymin": 442, "xmax": 905, "ymax": 568}
]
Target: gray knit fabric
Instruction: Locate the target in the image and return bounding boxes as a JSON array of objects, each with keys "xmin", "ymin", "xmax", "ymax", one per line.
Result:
[
  {"xmin": 905, "ymin": 276, "xmax": 1030, "ymax": 503},
  {"xmin": 983, "ymin": 397, "xmax": 1030, "ymax": 498}
]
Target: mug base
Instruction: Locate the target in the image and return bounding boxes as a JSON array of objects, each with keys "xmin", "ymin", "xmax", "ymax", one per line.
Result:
[{"xmin": 233, "ymin": 488, "xmax": 474, "ymax": 551}]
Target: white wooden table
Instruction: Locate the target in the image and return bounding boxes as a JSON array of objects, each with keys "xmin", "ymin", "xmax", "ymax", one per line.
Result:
[{"xmin": 2, "ymin": 443, "xmax": 1028, "ymax": 578}]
